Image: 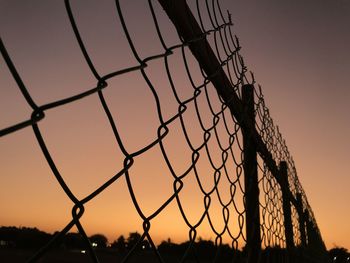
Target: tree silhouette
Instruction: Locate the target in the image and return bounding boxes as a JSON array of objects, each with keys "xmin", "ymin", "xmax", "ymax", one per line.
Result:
[
  {"xmin": 0, "ymin": 226, "xmax": 51, "ymax": 249},
  {"xmin": 127, "ymin": 232, "xmax": 141, "ymax": 249},
  {"xmin": 89, "ymin": 234, "xmax": 108, "ymax": 248},
  {"xmin": 329, "ymin": 247, "xmax": 350, "ymax": 263},
  {"xmin": 111, "ymin": 235, "xmax": 127, "ymax": 252},
  {"xmin": 124, "ymin": 232, "xmax": 151, "ymax": 251}
]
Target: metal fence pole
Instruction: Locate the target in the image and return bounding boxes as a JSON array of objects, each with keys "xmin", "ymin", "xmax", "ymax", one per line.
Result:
[
  {"xmin": 296, "ymin": 193, "xmax": 307, "ymax": 247},
  {"xmin": 304, "ymin": 210, "xmax": 313, "ymax": 248},
  {"xmin": 242, "ymin": 84, "xmax": 261, "ymax": 263},
  {"xmin": 279, "ymin": 161, "xmax": 294, "ymax": 250}
]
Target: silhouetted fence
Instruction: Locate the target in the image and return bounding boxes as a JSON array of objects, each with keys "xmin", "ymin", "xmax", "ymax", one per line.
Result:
[{"xmin": 0, "ymin": 0, "xmax": 329, "ymax": 262}]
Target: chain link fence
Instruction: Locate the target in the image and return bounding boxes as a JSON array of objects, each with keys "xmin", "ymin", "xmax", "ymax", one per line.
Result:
[{"xmin": 0, "ymin": 0, "xmax": 329, "ymax": 262}]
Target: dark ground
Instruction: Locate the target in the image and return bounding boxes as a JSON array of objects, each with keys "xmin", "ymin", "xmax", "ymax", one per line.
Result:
[{"xmin": 0, "ymin": 248, "xmax": 222, "ymax": 263}]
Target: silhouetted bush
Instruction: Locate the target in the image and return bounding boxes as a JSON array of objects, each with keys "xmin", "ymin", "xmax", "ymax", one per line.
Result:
[
  {"xmin": 329, "ymin": 247, "xmax": 350, "ymax": 263},
  {"xmin": 0, "ymin": 226, "xmax": 51, "ymax": 249},
  {"xmin": 89, "ymin": 234, "xmax": 108, "ymax": 248},
  {"xmin": 111, "ymin": 235, "xmax": 127, "ymax": 252}
]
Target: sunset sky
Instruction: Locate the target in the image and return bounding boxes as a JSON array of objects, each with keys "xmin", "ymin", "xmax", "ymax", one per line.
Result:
[
  {"xmin": 1, "ymin": 0, "xmax": 350, "ymax": 251},
  {"xmin": 228, "ymin": 0, "xmax": 350, "ymax": 249}
]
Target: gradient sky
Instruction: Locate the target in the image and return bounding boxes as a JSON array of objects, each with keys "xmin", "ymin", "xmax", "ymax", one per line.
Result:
[
  {"xmin": 224, "ymin": 0, "xmax": 350, "ymax": 249},
  {"xmin": 1, "ymin": 0, "xmax": 350, "ymax": 250}
]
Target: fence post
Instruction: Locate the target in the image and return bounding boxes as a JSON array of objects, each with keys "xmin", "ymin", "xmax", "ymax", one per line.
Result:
[
  {"xmin": 242, "ymin": 84, "xmax": 261, "ymax": 263},
  {"xmin": 296, "ymin": 193, "xmax": 307, "ymax": 247},
  {"xmin": 279, "ymin": 161, "xmax": 294, "ymax": 250},
  {"xmin": 304, "ymin": 210, "xmax": 310, "ymax": 246},
  {"xmin": 305, "ymin": 210, "xmax": 320, "ymax": 251}
]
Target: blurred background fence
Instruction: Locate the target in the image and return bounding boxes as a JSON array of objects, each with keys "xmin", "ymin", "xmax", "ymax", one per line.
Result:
[{"xmin": 0, "ymin": 0, "xmax": 329, "ymax": 262}]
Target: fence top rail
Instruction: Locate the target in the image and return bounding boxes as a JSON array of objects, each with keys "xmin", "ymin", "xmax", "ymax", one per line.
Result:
[{"xmin": 159, "ymin": 0, "xmax": 289, "ymax": 193}]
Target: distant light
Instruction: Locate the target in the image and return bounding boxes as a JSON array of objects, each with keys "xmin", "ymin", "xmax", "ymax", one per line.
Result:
[
  {"xmin": 81, "ymin": 250, "xmax": 86, "ymax": 254},
  {"xmin": 142, "ymin": 245, "xmax": 146, "ymax": 249},
  {"xmin": 333, "ymin": 256, "xmax": 337, "ymax": 261},
  {"xmin": 347, "ymin": 257, "xmax": 349, "ymax": 261},
  {"xmin": 92, "ymin": 242, "xmax": 98, "ymax": 247}
]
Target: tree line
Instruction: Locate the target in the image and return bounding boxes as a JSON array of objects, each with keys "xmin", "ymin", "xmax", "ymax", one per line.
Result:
[
  {"xmin": 0, "ymin": 226, "xmax": 141, "ymax": 250},
  {"xmin": 1, "ymin": 226, "xmax": 349, "ymax": 262}
]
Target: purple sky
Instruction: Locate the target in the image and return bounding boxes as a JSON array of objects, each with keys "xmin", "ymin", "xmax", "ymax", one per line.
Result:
[{"xmin": 225, "ymin": 0, "xmax": 350, "ymax": 249}]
